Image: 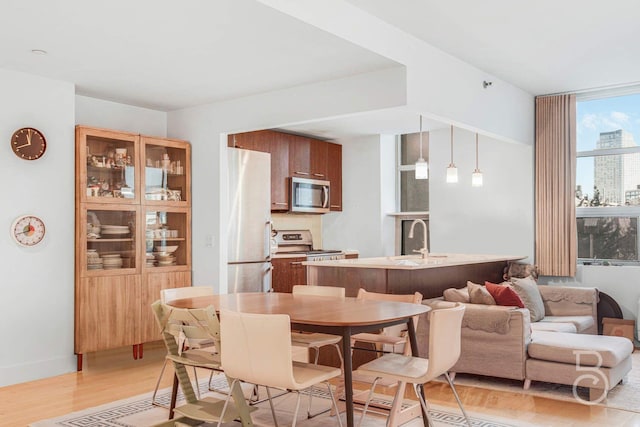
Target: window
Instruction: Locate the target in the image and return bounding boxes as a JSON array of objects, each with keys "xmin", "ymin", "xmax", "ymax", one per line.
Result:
[
  {"xmin": 397, "ymin": 133, "xmax": 429, "ymax": 212},
  {"xmin": 394, "ymin": 133, "xmax": 429, "ymax": 255},
  {"xmin": 576, "ymin": 93, "xmax": 640, "ymax": 264}
]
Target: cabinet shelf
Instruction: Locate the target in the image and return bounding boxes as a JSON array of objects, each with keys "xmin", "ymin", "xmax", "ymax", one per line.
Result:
[
  {"xmin": 147, "ymin": 237, "xmax": 186, "ymax": 241},
  {"xmin": 87, "ymin": 238, "xmax": 134, "ymax": 242}
]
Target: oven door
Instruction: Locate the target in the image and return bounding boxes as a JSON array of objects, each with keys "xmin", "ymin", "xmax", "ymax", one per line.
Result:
[{"xmin": 290, "ymin": 177, "xmax": 330, "ymax": 213}]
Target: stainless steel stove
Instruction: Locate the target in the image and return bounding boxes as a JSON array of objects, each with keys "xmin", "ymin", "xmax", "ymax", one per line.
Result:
[{"xmin": 274, "ymin": 229, "xmax": 345, "ymax": 261}]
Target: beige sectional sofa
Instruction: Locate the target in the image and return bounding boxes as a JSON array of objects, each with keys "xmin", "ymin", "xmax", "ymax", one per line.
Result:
[{"xmin": 417, "ymin": 284, "xmax": 634, "ymax": 399}]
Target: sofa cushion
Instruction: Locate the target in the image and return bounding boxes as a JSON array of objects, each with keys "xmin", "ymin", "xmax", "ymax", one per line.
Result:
[
  {"xmin": 529, "ymin": 330, "xmax": 634, "ymax": 368},
  {"xmin": 443, "ymin": 287, "xmax": 470, "ymax": 303},
  {"xmin": 485, "ymin": 281, "xmax": 524, "ymax": 308},
  {"xmin": 531, "ymin": 321, "xmax": 577, "ymax": 333},
  {"xmin": 538, "ymin": 315, "xmax": 594, "ymax": 333},
  {"xmin": 467, "ymin": 281, "xmax": 495, "ymax": 305},
  {"xmin": 510, "ymin": 276, "xmax": 545, "ymax": 322}
]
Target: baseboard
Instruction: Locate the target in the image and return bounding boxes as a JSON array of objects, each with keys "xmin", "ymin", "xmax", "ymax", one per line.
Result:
[{"xmin": 0, "ymin": 355, "xmax": 77, "ymax": 387}]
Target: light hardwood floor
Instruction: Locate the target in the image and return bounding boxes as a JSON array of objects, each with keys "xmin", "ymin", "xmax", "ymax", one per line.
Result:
[{"xmin": 2, "ymin": 343, "xmax": 640, "ymax": 427}]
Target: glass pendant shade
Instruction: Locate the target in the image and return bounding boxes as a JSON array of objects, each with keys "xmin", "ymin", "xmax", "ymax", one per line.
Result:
[
  {"xmin": 446, "ymin": 164, "xmax": 458, "ymax": 183},
  {"xmin": 415, "ymin": 158, "xmax": 429, "ymax": 179},
  {"xmin": 415, "ymin": 115, "xmax": 428, "ymax": 179},
  {"xmin": 472, "ymin": 169, "xmax": 483, "ymax": 187}
]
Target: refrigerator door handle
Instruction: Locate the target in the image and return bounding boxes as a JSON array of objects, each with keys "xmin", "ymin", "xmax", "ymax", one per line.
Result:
[
  {"xmin": 263, "ymin": 264, "xmax": 273, "ymax": 292},
  {"xmin": 265, "ymin": 220, "xmax": 273, "ymax": 260}
]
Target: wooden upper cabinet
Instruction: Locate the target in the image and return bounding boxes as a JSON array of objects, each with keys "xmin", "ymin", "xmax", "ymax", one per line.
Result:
[
  {"xmin": 289, "ymin": 135, "xmax": 311, "ymax": 178},
  {"xmin": 310, "ymin": 139, "xmax": 328, "ymax": 180},
  {"xmin": 327, "ymin": 142, "xmax": 342, "ymax": 211},
  {"xmin": 270, "ymin": 133, "xmax": 290, "ymax": 211},
  {"xmin": 228, "ymin": 131, "xmax": 271, "ymax": 153}
]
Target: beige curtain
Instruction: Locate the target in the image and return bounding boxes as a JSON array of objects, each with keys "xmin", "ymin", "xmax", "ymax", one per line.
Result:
[{"xmin": 535, "ymin": 94, "xmax": 576, "ymax": 276}]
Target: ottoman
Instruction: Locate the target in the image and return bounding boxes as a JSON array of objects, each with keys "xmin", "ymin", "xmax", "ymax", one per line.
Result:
[{"xmin": 525, "ymin": 330, "xmax": 634, "ymax": 402}]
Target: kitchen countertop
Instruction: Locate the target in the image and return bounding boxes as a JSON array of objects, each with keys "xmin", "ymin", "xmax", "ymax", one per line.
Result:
[{"xmin": 303, "ymin": 253, "xmax": 525, "ymax": 270}]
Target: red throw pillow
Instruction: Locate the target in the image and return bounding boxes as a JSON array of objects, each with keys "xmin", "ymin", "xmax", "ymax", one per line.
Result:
[{"xmin": 485, "ymin": 281, "xmax": 524, "ymax": 308}]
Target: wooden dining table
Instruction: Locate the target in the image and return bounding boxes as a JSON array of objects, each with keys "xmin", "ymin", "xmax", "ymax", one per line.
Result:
[{"xmin": 166, "ymin": 292, "xmax": 430, "ymax": 427}]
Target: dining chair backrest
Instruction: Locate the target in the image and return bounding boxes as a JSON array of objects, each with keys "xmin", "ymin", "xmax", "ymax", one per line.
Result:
[
  {"xmin": 425, "ymin": 302, "xmax": 465, "ymax": 380},
  {"xmin": 356, "ymin": 288, "xmax": 423, "ymax": 355},
  {"xmin": 161, "ymin": 286, "xmax": 214, "ymax": 303},
  {"xmin": 220, "ymin": 309, "xmax": 296, "ymax": 390},
  {"xmin": 292, "ymin": 285, "xmax": 345, "ymax": 298}
]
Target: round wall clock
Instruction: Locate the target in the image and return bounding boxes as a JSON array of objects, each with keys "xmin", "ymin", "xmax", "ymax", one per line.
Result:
[
  {"xmin": 11, "ymin": 127, "xmax": 47, "ymax": 160},
  {"xmin": 11, "ymin": 215, "xmax": 46, "ymax": 246}
]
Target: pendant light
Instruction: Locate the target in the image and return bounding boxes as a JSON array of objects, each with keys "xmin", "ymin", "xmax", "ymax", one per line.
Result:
[
  {"xmin": 446, "ymin": 125, "xmax": 458, "ymax": 183},
  {"xmin": 415, "ymin": 115, "xmax": 428, "ymax": 180},
  {"xmin": 472, "ymin": 133, "xmax": 483, "ymax": 187}
]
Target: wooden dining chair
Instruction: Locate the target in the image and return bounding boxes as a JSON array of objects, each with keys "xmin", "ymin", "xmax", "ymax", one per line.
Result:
[
  {"xmin": 290, "ymin": 285, "xmax": 345, "ymax": 418},
  {"xmin": 354, "ymin": 302, "xmax": 471, "ymax": 427},
  {"xmin": 152, "ymin": 286, "xmax": 215, "ymax": 407},
  {"xmin": 219, "ymin": 309, "xmax": 343, "ymax": 427},
  {"xmin": 151, "ymin": 300, "xmax": 252, "ymax": 425}
]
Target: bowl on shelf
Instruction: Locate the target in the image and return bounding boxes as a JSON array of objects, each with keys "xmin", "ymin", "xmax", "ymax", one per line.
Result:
[{"xmin": 155, "ymin": 245, "xmax": 178, "ymax": 253}]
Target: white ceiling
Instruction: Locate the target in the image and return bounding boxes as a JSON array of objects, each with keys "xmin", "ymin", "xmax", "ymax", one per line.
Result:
[{"xmin": 3, "ymin": 0, "xmax": 639, "ymax": 138}]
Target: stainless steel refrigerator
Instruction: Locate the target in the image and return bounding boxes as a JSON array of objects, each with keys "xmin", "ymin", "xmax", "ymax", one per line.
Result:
[{"xmin": 227, "ymin": 148, "xmax": 273, "ymax": 292}]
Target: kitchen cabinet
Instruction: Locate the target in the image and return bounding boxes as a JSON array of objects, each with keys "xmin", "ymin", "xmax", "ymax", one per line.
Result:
[
  {"xmin": 228, "ymin": 130, "xmax": 341, "ymax": 213},
  {"xmin": 75, "ymin": 126, "xmax": 191, "ymax": 370},
  {"xmin": 327, "ymin": 142, "xmax": 342, "ymax": 211},
  {"xmin": 272, "ymin": 256, "xmax": 307, "ymax": 293}
]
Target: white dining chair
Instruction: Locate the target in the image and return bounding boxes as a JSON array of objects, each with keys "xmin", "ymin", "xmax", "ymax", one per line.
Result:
[
  {"xmin": 354, "ymin": 302, "xmax": 471, "ymax": 427},
  {"xmin": 219, "ymin": 309, "xmax": 343, "ymax": 427},
  {"xmin": 290, "ymin": 285, "xmax": 345, "ymax": 417}
]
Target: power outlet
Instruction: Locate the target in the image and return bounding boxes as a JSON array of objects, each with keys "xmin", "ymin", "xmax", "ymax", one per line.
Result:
[{"xmin": 204, "ymin": 234, "xmax": 214, "ymax": 248}]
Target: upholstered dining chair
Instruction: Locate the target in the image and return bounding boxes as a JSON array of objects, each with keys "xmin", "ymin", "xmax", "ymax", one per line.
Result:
[
  {"xmin": 354, "ymin": 302, "xmax": 471, "ymax": 427},
  {"xmin": 290, "ymin": 284, "xmax": 345, "ymax": 418},
  {"xmin": 219, "ymin": 309, "xmax": 343, "ymax": 427},
  {"xmin": 150, "ymin": 300, "xmax": 250, "ymax": 426},
  {"xmin": 152, "ymin": 286, "xmax": 215, "ymax": 407}
]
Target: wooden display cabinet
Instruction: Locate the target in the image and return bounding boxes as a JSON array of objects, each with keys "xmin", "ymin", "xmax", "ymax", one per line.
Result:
[{"xmin": 75, "ymin": 126, "xmax": 191, "ymax": 370}]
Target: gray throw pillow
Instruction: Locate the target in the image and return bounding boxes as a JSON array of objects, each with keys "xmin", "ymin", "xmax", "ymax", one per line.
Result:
[
  {"xmin": 467, "ymin": 281, "xmax": 496, "ymax": 305},
  {"xmin": 443, "ymin": 287, "xmax": 470, "ymax": 303},
  {"xmin": 510, "ymin": 276, "xmax": 545, "ymax": 322}
]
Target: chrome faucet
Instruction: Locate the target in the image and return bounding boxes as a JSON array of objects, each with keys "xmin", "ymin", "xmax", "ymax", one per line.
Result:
[{"xmin": 408, "ymin": 219, "xmax": 429, "ymax": 258}]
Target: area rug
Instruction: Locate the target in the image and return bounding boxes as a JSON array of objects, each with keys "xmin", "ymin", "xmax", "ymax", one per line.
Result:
[
  {"xmin": 452, "ymin": 350, "xmax": 640, "ymax": 413},
  {"xmin": 30, "ymin": 376, "xmax": 534, "ymax": 427}
]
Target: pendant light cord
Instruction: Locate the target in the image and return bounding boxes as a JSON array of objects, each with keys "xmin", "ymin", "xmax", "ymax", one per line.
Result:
[
  {"xmin": 475, "ymin": 133, "xmax": 479, "ymax": 170},
  {"xmin": 450, "ymin": 125, "xmax": 454, "ymax": 164},
  {"xmin": 419, "ymin": 115, "xmax": 423, "ymax": 159}
]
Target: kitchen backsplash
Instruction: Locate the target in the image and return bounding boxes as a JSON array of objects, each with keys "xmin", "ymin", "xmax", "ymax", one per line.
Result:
[{"xmin": 272, "ymin": 213, "xmax": 322, "ymax": 249}]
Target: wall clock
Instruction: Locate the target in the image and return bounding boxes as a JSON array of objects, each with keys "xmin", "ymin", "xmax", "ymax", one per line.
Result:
[
  {"xmin": 11, "ymin": 127, "xmax": 47, "ymax": 160},
  {"xmin": 11, "ymin": 215, "xmax": 46, "ymax": 246}
]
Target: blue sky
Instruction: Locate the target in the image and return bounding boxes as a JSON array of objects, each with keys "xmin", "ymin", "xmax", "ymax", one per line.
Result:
[{"xmin": 576, "ymin": 93, "xmax": 640, "ymax": 198}]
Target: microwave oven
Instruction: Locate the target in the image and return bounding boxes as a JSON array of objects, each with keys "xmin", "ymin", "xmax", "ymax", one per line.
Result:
[{"xmin": 290, "ymin": 177, "xmax": 330, "ymax": 213}]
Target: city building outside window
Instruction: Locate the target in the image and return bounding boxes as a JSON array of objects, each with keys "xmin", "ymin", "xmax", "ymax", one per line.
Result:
[{"xmin": 576, "ymin": 93, "xmax": 640, "ymax": 264}]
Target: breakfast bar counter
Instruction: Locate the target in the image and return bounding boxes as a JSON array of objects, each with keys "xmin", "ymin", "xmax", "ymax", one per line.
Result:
[{"xmin": 305, "ymin": 253, "xmax": 525, "ymax": 298}]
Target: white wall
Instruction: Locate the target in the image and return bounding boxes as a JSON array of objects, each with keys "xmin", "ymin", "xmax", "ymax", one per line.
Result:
[
  {"xmin": 322, "ymin": 135, "xmax": 396, "ymax": 256},
  {"xmin": 0, "ymin": 69, "xmax": 76, "ymax": 386},
  {"xmin": 429, "ymin": 127, "xmax": 535, "ymax": 261},
  {"xmin": 76, "ymin": 95, "xmax": 167, "ymax": 136}
]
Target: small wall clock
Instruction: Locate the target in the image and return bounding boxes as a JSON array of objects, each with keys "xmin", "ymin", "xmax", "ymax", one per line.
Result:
[
  {"xmin": 11, "ymin": 215, "xmax": 46, "ymax": 246},
  {"xmin": 11, "ymin": 127, "xmax": 47, "ymax": 160}
]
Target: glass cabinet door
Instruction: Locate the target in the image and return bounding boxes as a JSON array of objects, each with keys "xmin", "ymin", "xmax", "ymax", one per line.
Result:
[
  {"xmin": 144, "ymin": 209, "xmax": 190, "ymax": 269},
  {"xmin": 142, "ymin": 137, "xmax": 190, "ymax": 205},
  {"xmin": 79, "ymin": 129, "xmax": 138, "ymax": 202},
  {"xmin": 84, "ymin": 208, "xmax": 138, "ymax": 274}
]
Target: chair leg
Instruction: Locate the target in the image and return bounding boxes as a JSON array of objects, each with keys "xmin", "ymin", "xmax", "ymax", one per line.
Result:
[
  {"xmin": 192, "ymin": 367, "xmax": 200, "ymax": 399},
  {"xmin": 387, "ymin": 380, "xmax": 407, "ymax": 427},
  {"xmin": 412, "ymin": 383, "xmax": 435, "ymax": 427},
  {"xmin": 217, "ymin": 378, "xmax": 238, "ymax": 427},
  {"xmin": 357, "ymin": 377, "xmax": 380, "ymax": 427},
  {"xmin": 306, "ymin": 346, "xmax": 320, "ymax": 417},
  {"xmin": 444, "ymin": 372, "xmax": 472, "ymax": 427},
  {"xmin": 325, "ymin": 381, "xmax": 343, "ymax": 427},
  {"xmin": 265, "ymin": 387, "xmax": 279, "ymax": 427},
  {"xmin": 151, "ymin": 358, "xmax": 169, "ymax": 408},
  {"xmin": 291, "ymin": 391, "xmax": 302, "ymax": 427}
]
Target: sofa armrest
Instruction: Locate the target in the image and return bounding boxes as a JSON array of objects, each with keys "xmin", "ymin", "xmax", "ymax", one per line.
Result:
[
  {"xmin": 417, "ymin": 301, "xmax": 531, "ymax": 380},
  {"xmin": 538, "ymin": 285, "xmax": 598, "ymax": 334}
]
